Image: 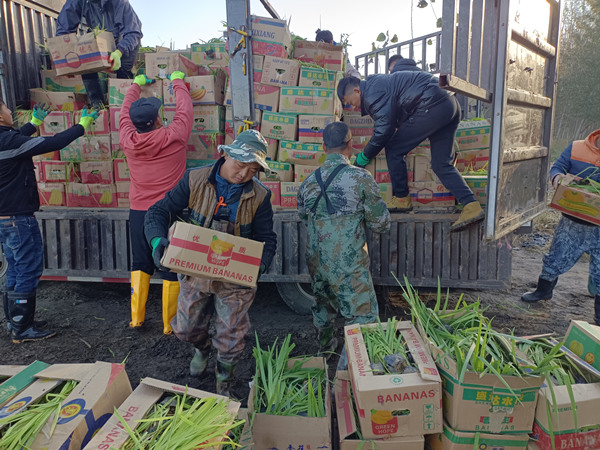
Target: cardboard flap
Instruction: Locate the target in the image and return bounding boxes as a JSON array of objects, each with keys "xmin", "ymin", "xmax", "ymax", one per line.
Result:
[
  {"xmin": 399, "ymin": 321, "xmax": 441, "ymax": 382},
  {"xmin": 0, "ymin": 361, "xmax": 50, "ymax": 407},
  {"xmin": 35, "ymin": 363, "xmax": 94, "ymax": 382},
  {"xmin": 335, "ymin": 371, "xmax": 358, "ymax": 440}
]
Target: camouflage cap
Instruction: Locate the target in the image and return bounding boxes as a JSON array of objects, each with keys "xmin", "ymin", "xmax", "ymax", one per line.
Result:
[{"xmin": 218, "ymin": 129, "xmax": 269, "ymax": 171}]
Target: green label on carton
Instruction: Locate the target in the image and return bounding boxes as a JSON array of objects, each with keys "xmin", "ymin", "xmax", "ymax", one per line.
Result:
[{"xmin": 0, "ymin": 361, "xmax": 50, "ymax": 406}]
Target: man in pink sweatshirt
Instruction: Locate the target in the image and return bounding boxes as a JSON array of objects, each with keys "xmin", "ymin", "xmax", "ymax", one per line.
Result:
[{"xmin": 119, "ymin": 71, "xmax": 193, "ymax": 334}]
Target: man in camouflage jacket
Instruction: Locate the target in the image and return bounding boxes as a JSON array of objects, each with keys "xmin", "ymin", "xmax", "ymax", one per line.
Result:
[{"xmin": 298, "ymin": 122, "xmax": 391, "ymax": 367}]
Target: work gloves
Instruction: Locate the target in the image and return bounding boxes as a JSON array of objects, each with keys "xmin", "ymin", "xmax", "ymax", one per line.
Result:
[
  {"xmin": 30, "ymin": 103, "xmax": 51, "ymax": 127},
  {"xmin": 78, "ymin": 108, "xmax": 99, "ymax": 130},
  {"xmin": 133, "ymin": 74, "xmax": 155, "ymax": 86},
  {"xmin": 151, "ymin": 237, "xmax": 170, "ymax": 270},
  {"xmin": 552, "ymin": 173, "xmax": 566, "ymax": 189},
  {"xmin": 109, "ymin": 49, "xmax": 122, "ymax": 71},
  {"xmin": 354, "ymin": 152, "xmax": 371, "ymax": 168},
  {"xmin": 170, "ymin": 71, "xmax": 185, "ymax": 81}
]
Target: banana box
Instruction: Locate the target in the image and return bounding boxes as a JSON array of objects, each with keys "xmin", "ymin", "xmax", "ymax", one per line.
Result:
[
  {"xmin": 107, "ymin": 78, "xmax": 163, "ymax": 107},
  {"xmin": 29, "ymin": 89, "xmax": 87, "ymax": 111},
  {"xmin": 428, "ymin": 425, "xmax": 529, "ymax": 450},
  {"xmin": 41, "ymin": 161, "xmax": 80, "ymax": 183},
  {"xmin": 279, "ymin": 86, "xmax": 342, "ymax": 116},
  {"xmin": 563, "ymin": 320, "xmax": 600, "ymax": 372},
  {"xmin": 0, "ymin": 361, "xmax": 50, "ymax": 408},
  {"xmin": 344, "ymin": 321, "xmax": 443, "ymax": 440},
  {"xmin": 293, "ymin": 40, "xmax": 344, "ymax": 72},
  {"xmin": 261, "ymin": 55, "xmax": 301, "ymax": 87},
  {"xmin": 39, "ymin": 111, "xmax": 73, "ymax": 136},
  {"xmin": 80, "ymin": 161, "xmax": 114, "ymax": 184},
  {"xmin": 41, "ymin": 69, "xmax": 85, "ymax": 93},
  {"xmin": 67, "ymin": 183, "xmax": 117, "ymax": 208},
  {"xmin": 342, "ymin": 113, "xmax": 374, "ymax": 137},
  {"xmin": 190, "ymin": 42, "xmax": 229, "ymax": 67},
  {"xmin": 161, "ymin": 221, "xmax": 264, "ymax": 287},
  {"xmin": 73, "ymin": 110, "xmax": 110, "ymax": 136},
  {"xmin": 76, "ymin": 136, "xmax": 112, "ymax": 161},
  {"xmin": 115, "ymin": 182, "xmax": 130, "ymax": 208},
  {"xmin": 46, "ymin": 31, "xmax": 115, "ymax": 76},
  {"xmin": 162, "ymin": 71, "xmax": 226, "ymax": 106},
  {"xmin": 38, "ymin": 182, "xmax": 66, "ymax": 207},
  {"xmin": 298, "ymin": 114, "xmax": 337, "ymax": 143},
  {"xmin": 261, "ymin": 112, "xmax": 298, "ymax": 141},
  {"xmin": 551, "ymin": 175, "xmax": 600, "ymax": 226}
]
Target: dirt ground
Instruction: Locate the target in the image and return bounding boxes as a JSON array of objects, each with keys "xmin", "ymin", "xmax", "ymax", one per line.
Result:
[{"xmin": 0, "ymin": 216, "xmax": 596, "ymax": 406}]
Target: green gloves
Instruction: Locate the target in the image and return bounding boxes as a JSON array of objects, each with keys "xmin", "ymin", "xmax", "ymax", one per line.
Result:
[
  {"xmin": 31, "ymin": 103, "xmax": 51, "ymax": 127},
  {"xmin": 354, "ymin": 152, "xmax": 371, "ymax": 168},
  {"xmin": 133, "ymin": 74, "xmax": 155, "ymax": 86},
  {"xmin": 151, "ymin": 237, "xmax": 170, "ymax": 269},
  {"xmin": 78, "ymin": 108, "xmax": 99, "ymax": 130},
  {"xmin": 109, "ymin": 49, "xmax": 122, "ymax": 71},
  {"xmin": 170, "ymin": 71, "xmax": 185, "ymax": 81}
]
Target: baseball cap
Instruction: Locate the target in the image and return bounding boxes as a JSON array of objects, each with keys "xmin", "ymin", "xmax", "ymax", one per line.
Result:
[
  {"xmin": 218, "ymin": 129, "xmax": 269, "ymax": 171},
  {"xmin": 323, "ymin": 121, "xmax": 352, "ymax": 150},
  {"xmin": 129, "ymin": 97, "xmax": 162, "ymax": 132}
]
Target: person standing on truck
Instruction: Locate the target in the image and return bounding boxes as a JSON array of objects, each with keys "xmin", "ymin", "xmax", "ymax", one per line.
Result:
[
  {"xmin": 521, "ymin": 130, "xmax": 600, "ymax": 326},
  {"xmin": 144, "ymin": 130, "xmax": 277, "ymax": 397},
  {"xmin": 315, "ymin": 29, "xmax": 362, "ymax": 78},
  {"xmin": 388, "ymin": 54, "xmax": 422, "ymax": 73},
  {"xmin": 337, "ymin": 75, "xmax": 484, "ymax": 232},
  {"xmin": 56, "ymin": 0, "xmax": 143, "ymax": 108},
  {"xmin": 298, "ymin": 122, "xmax": 391, "ymax": 369},
  {"xmin": 0, "ymin": 99, "xmax": 98, "ymax": 343},
  {"xmin": 119, "ymin": 71, "xmax": 193, "ymax": 335}
]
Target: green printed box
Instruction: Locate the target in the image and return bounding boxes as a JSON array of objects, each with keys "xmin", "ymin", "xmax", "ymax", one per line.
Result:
[
  {"xmin": 278, "ymin": 140, "xmax": 326, "ymax": 166},
  {"xmin": 298, "ymin": 67, "xmax": 344, "ymax": 89},
  {"xmin": 260, "ymin": 160, "xmax": 293, "ymax": 182},
  {"xmin": 563, "ymin": 320, "xmax": 600, "ymax": 371},
  {"xmin": 261, "ymin": 112, "xmax": 298, "ymax": 141},
  {"xmin": 428, "ymin": 425, "xmax": 529, "ymax": 450},
  {"xmin": 279, "ymin": 86, "xmax": 341, "ymax": 116},
  {"xmin": 464, "ymin": 175, "xmax": 488, "ymax": 206},
  {"xmin": 0, "ymin": 361, "xmax": 50, "ymax": 408},
  {"xmin": 455, "ymin": 119, "xmax": 491, "ymax": 151}
]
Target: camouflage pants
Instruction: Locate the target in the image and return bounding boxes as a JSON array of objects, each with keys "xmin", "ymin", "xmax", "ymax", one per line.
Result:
[
  {"xmin": 172, "ymin": 275, "xmax": 257, "ymax": 364},
  {"xmin": 541, "ymin": 216, "xmax": 600, "ymax": 288}
]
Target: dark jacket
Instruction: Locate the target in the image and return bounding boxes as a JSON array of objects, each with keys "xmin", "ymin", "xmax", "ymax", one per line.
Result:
[
  {"xmin": 390, "ymin": 57, "xmax": 422, "ymax": 73},
  {"xmin": 56, "ymin": 0, "xmax": 142, "ymax": 58},
  {"xmin": 360, "ymin": 72, "xmax": 451, "ymax": 159},
  {"xmin": 144, "ymin": 158, "xmax": 277, "ymax": 271},
  {"xmin": 0, "ymin": 124, "xmax": 84, "ymax": 216}
]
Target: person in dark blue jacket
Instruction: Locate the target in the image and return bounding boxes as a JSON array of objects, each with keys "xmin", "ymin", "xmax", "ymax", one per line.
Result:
[
  {"xmin": 0, "ymin": 99, "xmax": 98, "ymax": 343},
  {"xmin": 56, "ymin": 0, "xmax": 143, "ymax": 108},
  {"xmin": 388, "ymin": 54, "xmax": 422, "ymax": 73},
  {"xmin": 522, "ymin": 129, "xmax": 600, "ymax": 326}
]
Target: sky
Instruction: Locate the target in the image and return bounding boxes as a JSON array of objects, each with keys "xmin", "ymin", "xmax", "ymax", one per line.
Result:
[{"xmin": 128, "ymin": 0, "xmax": 442, "ymax": 62}]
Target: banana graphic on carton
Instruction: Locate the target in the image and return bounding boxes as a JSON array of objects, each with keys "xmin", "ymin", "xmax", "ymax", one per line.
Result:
[
  {"xmin": 557, "ymin": 190, "xmax": 599, "ymax": 217},
  {"xmin": 371, "ymin": 409, "xmax": 394, "ymax": 425}
]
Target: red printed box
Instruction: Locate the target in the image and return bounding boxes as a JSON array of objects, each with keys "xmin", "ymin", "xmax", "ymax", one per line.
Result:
[
  {"xmin": 280, "ymin": 182, "xmax": 301, "ymax": 209},
  {"xmin": 250, "ymin": 15, "xmax": 292, "ymax": 58},
  {"xmin": 113, "ymin": 158, "xmax": 130, "ymax": 182},
  {"xmin": 41, "ymin": 161, "xmax": 79, "ymax": 183},
  {"xmin": 73, "ymin": 110, "xmax": 110, "ymax": 136},
  {"xmin": 115, "ymin": 181, "xmax": 130, "ymax": 208},
  {"xmin": 39, "ymin": 111, "xmax": 73, "ymax": 136},
  {"xmin": 409, "ymin": 181, "xmax": 455, "ymax": 207},
  {"xmin": 80, "ymin": 161, "xmax": 114, "ymax": 184},
  {"xmin": 187, "ymin": 133, "xmax": 224, "ymax": 160},
  {"xmin": 67, "ymin": 183, "xmax": 117, "ymax": 208},
  {"xmin": 80, "ymin": 136, "xmax": 112, "ymax": 161},
  {"xmin": 109, "ymin": 107, "xmax": 121, "ymax": 132},
  {"xmin": 262, "ymin": 181, "xmax": 281, "ymax": 207},
  {"xmin": 38, "ymin": 182, "xmax": 66, "ymax": 207}
]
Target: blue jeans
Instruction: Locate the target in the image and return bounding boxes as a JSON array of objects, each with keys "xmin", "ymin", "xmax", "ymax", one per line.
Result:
[
  {"xmin": 385, "ymin": 95, "xmax": 476, "ymax": 206},
  {"xmin": 0, "ymin": 216, "xmax": 44, "ymax": 293},
  {"xmin": 541, "ymin": 216, "xmax": 600, "ymax": 289}
]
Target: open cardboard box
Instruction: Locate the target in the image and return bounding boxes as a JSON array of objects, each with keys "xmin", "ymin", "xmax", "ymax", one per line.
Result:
[
  {"xmin": 562, "ymin": 320, "xmax": 600, "ymax": 372},
  {"xmin": 248, "ymin": 356, "xmax": 332, "ymax": 449},
  {"xmin": 344, "ymin": 321, "xmax": 443, "ymax": 440},
  {"xmin": 84, "ymin": 377, "xmax": 240, "ymax": 449},
  {"xmin": 336, "ymin": 370, "xmax": 424, "ymax": 450},
  {"xmin": 427, "ymin": 423, "xmax": 530, "ymax": 450},
  {"xmin": 0, "ymin": 361, "xmax": 50, "ymax": 408},
  {"xmin": 550, "ymin": 175, "xmax": 600, "ymax": 226}
]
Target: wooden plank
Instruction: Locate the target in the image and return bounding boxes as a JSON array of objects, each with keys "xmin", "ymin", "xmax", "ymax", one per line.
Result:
[
  {"xmin": 72, "ymin": 218, "xmax": 85, "ymax": 270},
  {"xmin": 282, "ymin": 220, "xmax": 299, "ymax": 275},
  {"xmin": 380, "ymin": 228, "xmax": 391, "ymax": 280},
  {"xmin": 488, "ymin": 234, "xmax": 499, "ymax": 280},
  {"xmin": 423, "ymin": 221, "xmax": 433, "ymax": 279},
  {"xmin": 432, "ymin": 221, "xmax": 443, "ymax": 279},
  {"xmin": 87, "ymin": 220, "xmax": 100, "ymax": 271},
  {"xmin": 397, "ymin": 222, "xmax": 407, "ymax": 279},
  {"xmin": 441, "ymin": 221, "xmax": 451, "ymax": 280},
  {"xmin": 455, "ymin": 0, "xmax": 472, "ymax": 80},
  {"xmin": 406, "ymin": 222, "xmax": 416, "ymax": 279},
  {"xmin": 100, "ymin": 219, "xmax": 114, "ymax": 270},
  {"xmin": 468, "ymin": 225, "xmax": 479, "ymax": 280},
  {"xmin": 450, "ymin": 228, "xmax": 460, "ymax": 280},
  {"xmin": 439, "ymin": 74, "xmax": 492, "ymax": 102},
  {"xmin": 478, "ymin": 227, "xmax": 489, "ymax": 280},
  {"xmin": 58, "ymin": 219, "xmax": 71, "ymax": 270},
  {"xmin": 298, "ymin": 220, "xmax": 308, "ymax": 275},
  {"xmin": 506, "ymin": 88, "xmax": 552, "ymax": 109},
  {"xmin": 44, "ymin": 219, "xmax": 59, "ymax": 269},
  {"xmin": 469, "ymin": 0, "xmax": 484, "ymax": 87},
  {"xmin": 370, "ymin": 231, "xmax": 382, "ymax": 279},
  {"xmin": 114, "ymin": 219, "xmax": 129, "ymax": 271}
]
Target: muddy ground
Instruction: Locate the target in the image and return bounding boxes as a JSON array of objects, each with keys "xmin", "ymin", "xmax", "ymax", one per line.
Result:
[{"xmin": 0, "ymin": 218, "xmax": 596, "ymax": 405}]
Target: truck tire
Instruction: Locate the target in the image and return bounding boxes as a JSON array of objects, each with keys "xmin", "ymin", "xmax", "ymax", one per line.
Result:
[{"xmin": 276, "ymin": 282, "xmax": 315, "ymax": 315}]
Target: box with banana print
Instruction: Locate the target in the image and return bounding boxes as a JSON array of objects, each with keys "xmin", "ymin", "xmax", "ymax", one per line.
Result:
[{"xmin": 550, "ymin": 174, "xmax": 600, "ymax": 226}]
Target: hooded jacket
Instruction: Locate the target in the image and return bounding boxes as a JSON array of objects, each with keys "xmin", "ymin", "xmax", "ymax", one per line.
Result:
[
  {"xmin": 551, "ymin": 130, "xmax": 600, "ymax": 183},
  {"xmin": 360, "ymin": 71, "xmax": 451, "ymax": 159},
  {"xmin": 390, "ymin": 57, "xmax": 422, "ymax": 73},
  {"xmin": 119, "ymin": 79, "xmax": 193, "ymax": 210},
  {"xmin": 56, "ymin": 0, "xmax": 142, "ymax": 58}
]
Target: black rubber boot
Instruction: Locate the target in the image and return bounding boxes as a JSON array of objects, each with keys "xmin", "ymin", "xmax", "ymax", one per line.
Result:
[
  {"xmin": 8, "ymin": 291, "xmax": 55, "ymax": 343},
  {"xmin": 215, "ymin": 360, "xmax": 236, "ymax": 398},
  {"xmin": 595, "ymin": 295, "xmax": 600, "ymax": 326},
  {"xmin": 4, "ymin": 288, "xmax": 46, "ymax": 332},
  {"xmin": 521, "ymin": 277, "xmax": 558, "ymax": 303}
]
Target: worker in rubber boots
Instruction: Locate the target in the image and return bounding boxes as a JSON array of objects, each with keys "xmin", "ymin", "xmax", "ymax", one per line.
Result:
[
  {"xmin": 56, "ymin": 0, "xmax": 143, "ymax": 108},
  {"xmin": 298, "ymin": 122, "xmax": 391, "ymax": 369},
  {"xmin": 0, "ymin": 99, "xmax": 98, "ymax": 343},
  {"xmin": 119, "ymin": 71, "xmax": 193, "ymax": 334},
  {"xmin": 522, "ymin": 129, "xmax": 600, "ymax": 326},
  {"xmin": 337, "ymin": 75, "xmax": 484, "ymax": 232},
  {"xmin": 144, "ymin": 130, "xmax": 277, "ymax": 397}
]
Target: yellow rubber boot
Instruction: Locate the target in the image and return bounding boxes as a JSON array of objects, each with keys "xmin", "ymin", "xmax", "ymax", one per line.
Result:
[
  {"xmin": 130, "ymin": 271, "xmax": 151, "ymax": 328},
  {"xmin": 386, "ymin": 195, "xmax": 413, "ymax": 212},
  {"xmin": 450, "ymin": 201, "xmax": 485, "ymax": 232},
  {"xmin": 162, "ymin": 280, "xmax": 180, "ymax": 335}
]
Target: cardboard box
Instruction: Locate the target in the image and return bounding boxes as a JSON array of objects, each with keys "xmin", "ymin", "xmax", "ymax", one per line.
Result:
[
  {"xmin": 80, "ymin": 161, "xmax": 114, "ymax": 184},
  {"xmin": 113, "ymin": 158, "xmax": 130, "ymax": 182},
  {"xmin": 428, "ymin": 425, "xmax": 530, "ymax": 450},
  {"xmin": 299, "ymin": 67, "xmax": 344, "ymax": 89},
  {"xmin": 46, "ymin": 31, "xmax": 116, "ymax": 76},
  {"xmin": 279, "ymin": 86, "xmax": 342, "ymax": 116},
  {"xmin": 79, "ymin": 136, "xmax": 112, "ymax": 161},
  {"xmin": 0, "ymin": 361, "xmax": 50, "ymax": 408},
  {"xmin": 107, "ymin": 78, "xmax": 163, "ymax": 106},
  {"xmin": 375, "ymin": 155, "xmax": 390, "ymax": 183},
  {"xmin": 351, "ymin": 136, "xmax": 371, "ymax": 153},
  {"xmin": 109, "ymin": 107, "xmax": 121, "ymax": 132},
  {"xmin": 226, "ymin": 82, "xmax": 280, "ymax": 112},
  {"xmin": 38, "ymin": 182, "xmax": 66, "ymax": 207},
  {"xmin": 336, "ymin": 371, "xmax": 425, "ymax": 450},
  {"xmin": 60, "ymin": 140, "xmax": 84, "ymax": 162},
  {"xmin": 250, "ymin": 15, "xmax": 292, "ymax": 58},
  {"xmin": 378, "ymin": 183, "xmax": 393, "ymax": 204},
  {"xmin": 33, "ymin": 161, "xmax": 42, "ymax": 182},
  {"xmin": 41, "ymin": 69, "xmax": 85, "ymax": 93},
  {"xmin": 342, "ymin": 113, "xmax": 375, "ymax": 137},
  {"xmin": 464, "ymin": 175, "xmax": 488, "ymax": 206},
  {"xmin": 294, "ymin": 40, "xmax": 345, "ymax": 71},
  {"xmin": 249, "ymin": 357, "xmax": 331, "ymax": 449},
  {"xmin": 188, "ymin": 105, "xmax": 225, "ymax": 134},
  {"xmin": 161, "ymin": 221, "xmax": 264, "ymax": 287},
  {"xmin": 144, "ymin": 52, "xmax": 178, "ymax": 79},
  {"xmin": 224, "ymin": 107, "xmax": 262, "ymax": 141},
  {"xmin": 224, "ymin": 54, "xmax": 264, "ymax": 83},
  {"xmin": 84, "ymin": 377, "xmax": 240, "ymax": 449},
  {"xmin": 32, "ymin": 151, "xmax": 60, "ymax": 162},
  {"xmin": 186, "ymin": 133, "xmax": 224, "ymax": 160},
  {"xmin": 39, "ymin": 111, "xmax": 73, "ymax": 136},
  {"xmin": 115, "ymin": 181, "xmax": 130, "ymax": 208},
  {"xmin": 67, "ymin": 183, "xmax": 118, "ymax": 208},
  {"xmin": 111, "ymin": 132, "xmax": 124, "ymax": 158},
  {"xmin": 190, "ymin": 42, "xmax": 229, "ymax": 67},
  {"xmin": 42, "ymin": 161, "xmax": 79, "ymax": 183},
  {"xmin": 455, "ymin": 119, "xmax": 491, "ymax": 151},
  {"xmin": 260, "ymin": 160, "xmax": 293, "ymax": 182},
  {"xmin": 163, "ymin": 71, "xmax": 227, "ymax": 106},
  {"xmin": 261, "ymin": 112, "xmax": 298, "ymax": 141},
  {"xmin": 261, "ymin": 56, "xmax": 300, "ymax": 87},
  {"xmin": 454, "ymin": 149, "xmax": 489, "ymax": 172},
  {"xmin": 266, "ymin": 137, "xmax": 278, "ymax": 160},
  {"xmin": 278, "ymin": 140, "xmax": 326, "ymax": 166},
  {"xmin": 550, "ymin": 177, "xmax": 600, "ymax": 226},
  {"xmin": 30, "ymin": 362, "xmax": 131, "ymax": 450},
  {"xmin": 29, "ymin": 89, "xmax": 87, "ymax": 111},
  {"xmin": 298, "ymin": 114, "xmax": 337, "ymax": 143},
  {"xmin": 409, "ymin": 181, "xmax": 455, "ymax": 208},
  {"xmin": 263, "ymin": 181, "xmax": 281, "ymax": 207},
  {"xmin": 344, "ymin": 321, "xmax": 443, "ymax": 439},
  {"xmin": 563, "ymin": 320, "xmax": 600, "ymax": 371},
  {"xmin": 73, "ymin": 110, "xmax": 110, "ymax": 136},
  {"xmin": 294, "ymin": 164, "xmax": 317, "ymax": 182},
  {"xmin": 279, "ymin": 181, "xmax": 302, "ymax": 209}
]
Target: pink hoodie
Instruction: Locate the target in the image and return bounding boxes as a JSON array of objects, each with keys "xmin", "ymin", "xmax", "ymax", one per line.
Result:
[{"xmin": 119, "ymin": 80, "xmax": 193, "ymax": 210}]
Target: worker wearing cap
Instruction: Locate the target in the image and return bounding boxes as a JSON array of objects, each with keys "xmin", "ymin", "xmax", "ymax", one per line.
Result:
[
  {"xmin": 56, "ymin": 0, "xmax": 143, "ymax": 108},
  {"xmin": 119, "ymin": 71, "xmax": 193, "ymax": 335},
  {"xmin": 298, "ymin": 122, "xmax": 391, "ymax": 368},
  {"xmin": 144, "ymin": 129, "xmax": 277, "ymax": 397}
]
